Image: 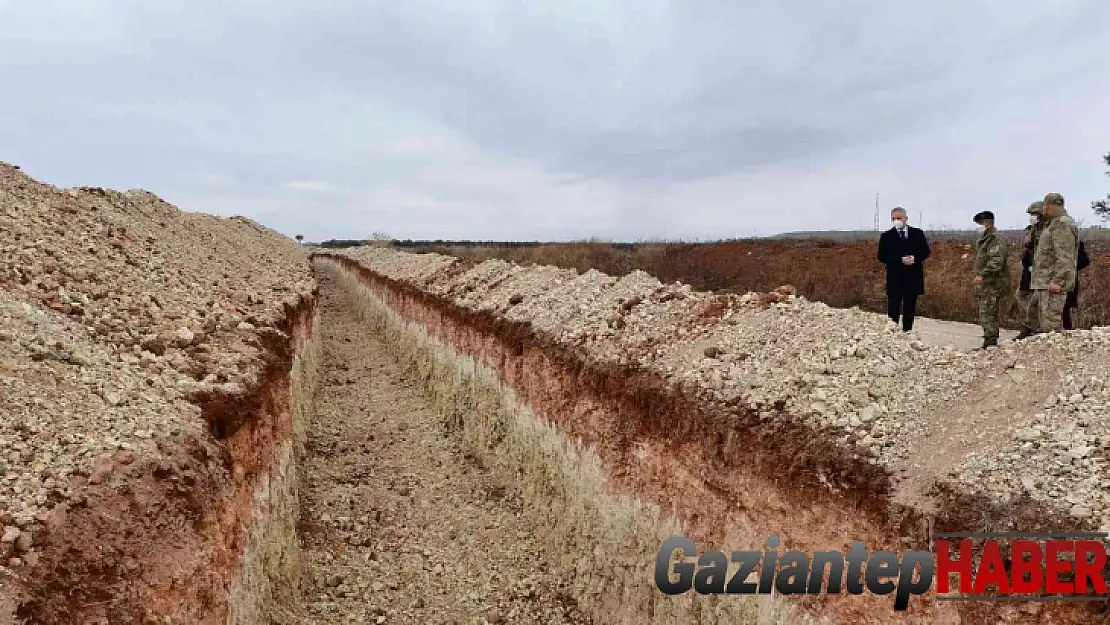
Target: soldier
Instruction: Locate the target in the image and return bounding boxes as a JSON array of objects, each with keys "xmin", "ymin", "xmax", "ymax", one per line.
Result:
[
  {"xmin": 972, "ymin": 211, "xmax": 1011, "ymax": 348},
  {"xmin": 1029, "ymin": 192, "xmax": 1080, "ymax": 333},
  {"xmin": 1014, "ymin": 201, "xmax": 1047, "ymax": 339}
]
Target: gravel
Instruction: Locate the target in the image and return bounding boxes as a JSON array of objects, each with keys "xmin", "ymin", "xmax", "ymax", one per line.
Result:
[
  {"xmin": 336, "ymin": 247, "xmax": 1110, "ymax": 528},
  {"xmin": 0, "ymin": 162, "xmax": 314, "ymax": 570}
]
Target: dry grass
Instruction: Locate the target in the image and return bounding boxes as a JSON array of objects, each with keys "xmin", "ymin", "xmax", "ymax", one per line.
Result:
[
  {"xmin": 324, "ymin": 260, "xmax": 830, "ymax": 625},
  {"xmin": 424, "ymin": 237, "xmax": 1110, "ymax": 330}
]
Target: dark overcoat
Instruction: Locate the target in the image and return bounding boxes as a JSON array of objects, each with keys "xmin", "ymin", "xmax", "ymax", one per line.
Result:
[
  {"xmin": 877, "ymin": 226, "xmax": 931, "ymax": 296},
  {"xmin": 1065, "ymin": 241, "xmax": 1090, "ymax": 308}
]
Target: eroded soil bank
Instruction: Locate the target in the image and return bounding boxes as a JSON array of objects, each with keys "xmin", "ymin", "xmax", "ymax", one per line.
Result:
[
  {"xmin": 315, "ymin": 254, "xmax": 1106, "ymax": 625},
  {"xmin": 1, "ymin": 162, "xmax": 320, "ymax": 624},
  {"xmin": 3, "ymin": 295, "xmax": 319, "ymax": 625}
]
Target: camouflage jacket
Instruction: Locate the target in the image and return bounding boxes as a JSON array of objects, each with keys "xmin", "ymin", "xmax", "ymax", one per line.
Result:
[
  {"xmin": 974, "ymin": 229, "xmax": 1012, "ymax": 290},
  {"xmin": 1030, "ymin": 213, "xmax": 1080, "ymax": 291}
]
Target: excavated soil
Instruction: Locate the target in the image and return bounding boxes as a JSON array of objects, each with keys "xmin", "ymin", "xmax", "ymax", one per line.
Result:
[{"xmin": 1, "ymin": 163, "xmax": 316, "ymax": 624}]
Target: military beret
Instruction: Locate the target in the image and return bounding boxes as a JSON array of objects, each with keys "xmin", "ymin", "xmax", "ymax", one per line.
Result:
[
  {"xmin": 973, "ymin": 211, "xmax": 995, "ymax": 223},
  {"xmin": 1044, "ymin": 192, "xmax": 1065, "ymax": 206},
  {"xmin": 1027, "ymin": 201, "xmax": 1044, "ymax": 214}
]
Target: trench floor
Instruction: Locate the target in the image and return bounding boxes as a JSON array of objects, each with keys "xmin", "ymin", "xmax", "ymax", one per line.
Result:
[{"xmin": 282, "ymin": 268, "xmax": 591, "ymax": 624}]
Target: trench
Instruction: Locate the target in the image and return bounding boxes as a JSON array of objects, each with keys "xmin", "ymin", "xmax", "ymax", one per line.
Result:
[
  {"xmin": 283, "ymin": 259, "xmax": 838, "ymax": 623},
  {"xmin": 11, "ymin": 253, "xmax": 1102, "ymax": 623},
  {"xmin": 269, "ymin": 259, "xmax": 812, "ymax": 624},
  {"xmin": 272, "ymin": 262, "xmax": 602, "ymax": 623}
]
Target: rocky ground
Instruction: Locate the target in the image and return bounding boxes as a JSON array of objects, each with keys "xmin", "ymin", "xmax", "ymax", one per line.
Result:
[
  {"xmin": 338, "ymin": 246, "xmax": 1110, "ymax": 533},
  {"xmin": 282, "ymin": 267, "xmax": 590, "ymax": 625},
  {"xmin": 0, "ymin": 162, "xmax": 313, "ymax": 612}
]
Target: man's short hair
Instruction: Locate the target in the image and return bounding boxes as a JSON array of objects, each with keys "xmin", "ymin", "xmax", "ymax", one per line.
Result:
[{"xmin": 890, "ymin": 207, "xmax": 907, "ymax": 216}]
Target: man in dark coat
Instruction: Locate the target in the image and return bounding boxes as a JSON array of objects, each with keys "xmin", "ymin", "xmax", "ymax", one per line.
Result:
[
  {"xmin": 1015, "ymin": 201, "xmax": 1047, "ymax": 339},
  {"xmin": 877, "ymin": 207, "xmax": 931, "ymax": 331},
  {"xmin": 1062, "ymin": 241, "xmax": 1090, "ymax": 330}
]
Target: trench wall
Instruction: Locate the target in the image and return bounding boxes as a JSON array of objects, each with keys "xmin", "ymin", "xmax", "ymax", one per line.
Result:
[
  {"xmin": 227, "ymin": 306, "xmax": 321, "ymax": 624},
  {"xmin": 319, "ymin": 253, "xmax": 1102, "ymax": 625},
  {"xmin": 8, "ymin": 293, "xmax": 321, "ymax": 625}
]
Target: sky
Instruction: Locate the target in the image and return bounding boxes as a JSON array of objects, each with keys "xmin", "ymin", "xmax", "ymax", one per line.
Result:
[{"xmin": 2, "ymin": 0, "xmax": 1109, "ymax": 241}]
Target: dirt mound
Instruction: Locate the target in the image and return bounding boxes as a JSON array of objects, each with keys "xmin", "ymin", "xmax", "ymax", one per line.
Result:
[
  {"xmin": 0, "ymin": 162, "xmax": 315, "ymax": 623},
  {"xmin": 429, "ymin": 237, "xmax": 1110, "ymax": 330}
]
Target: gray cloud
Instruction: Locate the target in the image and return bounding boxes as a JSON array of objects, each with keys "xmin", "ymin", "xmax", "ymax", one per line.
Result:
[{"xmin": 1, "ymin": 0, "xmax": 1109, "ymax": 241}]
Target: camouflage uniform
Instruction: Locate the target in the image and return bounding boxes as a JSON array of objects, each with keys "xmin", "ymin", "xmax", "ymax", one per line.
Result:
[
  {"xmin": 1015, "ymin": 202, "xmax": 1046, "ymax": 335},
  {"xmin": 1029, "ymin": 194, "xmax": 1080, "ymax": 333},
  {"xmin": 974, "ymin": 228, "xmax": 1012, "ymax": 343}
]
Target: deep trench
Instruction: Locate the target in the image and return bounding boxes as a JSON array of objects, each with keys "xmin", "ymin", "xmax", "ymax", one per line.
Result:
[{"xmin": 280, "ymin": 263, "xmax": 593, "ymax": 624}]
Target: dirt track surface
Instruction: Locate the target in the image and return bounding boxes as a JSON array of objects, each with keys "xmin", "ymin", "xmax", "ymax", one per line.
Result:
[
  {"xmin": 284, "ymin": 267, "xmax": 590, "ymax": 625},
  {"xmin": 911, "ymin": 316, "xmax": 1019, "ymax": 351}
]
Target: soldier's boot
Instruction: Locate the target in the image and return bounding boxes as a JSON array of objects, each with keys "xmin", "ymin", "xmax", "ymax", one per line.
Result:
[
  {"xmin": 1014, "ymin": 327, "xmax": 1034, "ymax": 340},
  {"xmin": 980, "ymin": 337, "xmax": 998, "ymax": 349}
]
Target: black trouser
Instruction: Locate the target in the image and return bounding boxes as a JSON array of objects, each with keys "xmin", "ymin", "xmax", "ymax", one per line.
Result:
[{"xmin": 887, "ymin": 292, "xmax": 918, "ymax": 331}]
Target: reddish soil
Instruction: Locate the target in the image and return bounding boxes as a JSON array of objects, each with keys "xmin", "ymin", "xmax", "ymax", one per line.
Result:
[{"xmin": 7, "ymin": 294, "xmax": 316, "ymax": 625}]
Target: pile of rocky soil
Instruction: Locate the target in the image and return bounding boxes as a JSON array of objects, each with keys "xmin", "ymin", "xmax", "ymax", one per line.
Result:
[
  {"xmin": 335, "ymin": 247, "xmax": 1110, "ymax": 531},
  {"xmin": 0, "ymin": 162, "xmax": 313, "ymax": 579}
]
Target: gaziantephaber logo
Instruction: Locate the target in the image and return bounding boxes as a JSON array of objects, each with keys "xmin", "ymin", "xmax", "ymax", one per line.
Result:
[{"xmin": 655, "ymin": 533, "xmax": 1110, "ymax": 610}]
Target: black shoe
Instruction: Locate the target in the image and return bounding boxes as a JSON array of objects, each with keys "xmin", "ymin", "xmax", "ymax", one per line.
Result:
[
  {"xmin": 980, "ymin": 338, "xmax": 998, "ymax": 349},
  {"xmin": 1014, "ymin": 328, "xmax": 1033, "ymax": 340}
]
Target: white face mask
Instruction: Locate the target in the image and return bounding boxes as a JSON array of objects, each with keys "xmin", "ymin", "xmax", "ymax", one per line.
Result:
[
  {"xmin": 1029, "ymin": 215, "xmax": 1039, "ymax": 225},
  {"xmin": 892, "ymin": 219, "xmax": 907, "ymax": 230},
  {"xmin": 976, "ymin": 225, "xmax": 986, "ymax": 234}
]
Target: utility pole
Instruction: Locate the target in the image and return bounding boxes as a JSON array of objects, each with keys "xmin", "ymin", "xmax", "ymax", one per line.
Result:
[{"xmin": 874, "ymin": 194, "xmax": 881, "ymax": 231}]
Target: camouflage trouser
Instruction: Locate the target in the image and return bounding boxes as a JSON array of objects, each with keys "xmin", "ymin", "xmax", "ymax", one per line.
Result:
[
  {"xmin": 1014, "ymin": 289, "xmax": 1039, "ymax": 332},
  {"xmin": 1030, "ymin": 289, "xmax": 1066, "ymax": 333},
  {"xmin": 977, "ymin": 286, "xmax": 1007, "ymax": 341}
]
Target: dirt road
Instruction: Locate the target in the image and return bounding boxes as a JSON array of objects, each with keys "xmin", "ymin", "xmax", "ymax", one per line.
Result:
[
  {"xmin": 906, "ymin": 316, "xmax": 1019, "ymax": 351},
  {"xmin": 283, "ymin": 268, "xmax": 590, "ymax": 625}
]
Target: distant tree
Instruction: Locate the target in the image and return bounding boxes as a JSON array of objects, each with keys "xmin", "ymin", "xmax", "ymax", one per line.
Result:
[
  {"xmin": 366, "ymin": 232, "xmax": 393, "ymax": 248},
  {"xmin": 1094, "ymin": 152, "xmax": 1110, "ymax": 222},
  {"xmin": 295, "ymin": 234, "xmax": 304, "ymax": 244}
]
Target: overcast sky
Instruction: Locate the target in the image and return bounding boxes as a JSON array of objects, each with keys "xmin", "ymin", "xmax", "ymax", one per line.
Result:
[{"xmin": 2, "ymin": 1, "xmax": 1109, "ymax": 241}]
